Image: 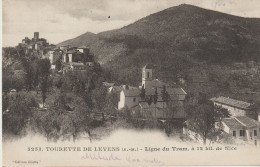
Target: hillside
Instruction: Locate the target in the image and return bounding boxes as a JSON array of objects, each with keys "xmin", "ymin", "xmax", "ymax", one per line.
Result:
[
  {"xmin": 58, "ymin": 4, "xmax": 260, "ymax": 103},
  {"xmin": 58, "ymin": 32, "xmax": 99, "ymax": 47},
  {"xmin": 58, "ymin": 4, "xmax": 260, "ymax": 65}
]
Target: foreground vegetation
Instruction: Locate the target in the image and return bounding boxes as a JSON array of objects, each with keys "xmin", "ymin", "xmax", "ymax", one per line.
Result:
[
  {"xmin": 3, "ymin": 43, "xmax": 259, "ymax": 145},
  {"xmin": 2, "ymin": 46, "xmax": 118, "ymax": 141}
]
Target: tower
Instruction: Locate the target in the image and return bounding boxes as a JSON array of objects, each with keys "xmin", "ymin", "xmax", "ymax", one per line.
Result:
[
  {"xmin": 142, "ymin": 64, "xmax": 153, "ymax": 89},
  {"xmin": 34, "ymin": 32, "xmax": 39, "ymax": 41}
]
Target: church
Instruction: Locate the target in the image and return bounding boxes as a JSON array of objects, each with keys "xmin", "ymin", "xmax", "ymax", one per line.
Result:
[{"xmin": 118, "ymin": 64, "xmax": 187, "ymax": 119}]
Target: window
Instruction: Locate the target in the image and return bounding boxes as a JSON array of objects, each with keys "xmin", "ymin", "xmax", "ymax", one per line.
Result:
[
  {"xmin": 240, "ymin": 130, "xmax": 245, "ymax": 136},
  {"xmin": 147, "ymin": 72, "xmax": 150, "ymax": 78},
  {"xmin": 254, "ymin": 130, "xmax": 257, "ymax": 136},
  {"xmin": 133, "ymin": 98, "xmax": 136, "ymax": 102},
  {"xmin": 233, "ymin": 131, "xmax": 236, "ymax": 137}
]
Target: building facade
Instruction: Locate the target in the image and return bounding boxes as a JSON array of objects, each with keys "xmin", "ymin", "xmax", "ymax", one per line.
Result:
[
  {"xmin": 210, "ymin": 96, "xmax": 259, "ymax": 121},
  {"xmin": 118, "ymin": 64, "xmax": 187, "ymax": 119},
  {"xmin": 221, "ymin": 116, "xmax": 260, "ymax": 145}
]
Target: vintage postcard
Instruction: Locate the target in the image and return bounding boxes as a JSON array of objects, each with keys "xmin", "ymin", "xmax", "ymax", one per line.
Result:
[{"xmin": 2, "ymin": 0, "xmax": 260, "ymax": 166}]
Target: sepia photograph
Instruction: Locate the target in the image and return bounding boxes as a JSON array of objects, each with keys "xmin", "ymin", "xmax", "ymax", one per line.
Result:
[{"xmin": 2, "ymin": 0, "xmax": 260, "ymax": 166}]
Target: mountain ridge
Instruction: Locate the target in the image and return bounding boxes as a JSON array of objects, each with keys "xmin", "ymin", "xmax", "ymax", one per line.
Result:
[
  {"xmin": 57, "ymin": 3, "xmax": 260, "ymax": 89},
  {"xmin": 57, "ymin": 4, "xmax": 260, "ymax": 65}
]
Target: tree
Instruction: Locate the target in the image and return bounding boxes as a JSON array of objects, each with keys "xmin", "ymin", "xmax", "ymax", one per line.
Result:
[
  {"xmin": 153, "ymin": 88, "xmax": 158, "ymax": 118},
  {"xmin": 32, "ymin": 92, "xmax": 91, "ymax": 141},
  {"xmin": 140, "ymin": 85, "xmax": 146, "ymax": 100},
  {"xmin": 104, "ymin": 92, "xmax": 118, "ymax": 115},
  {"xmin": 146, "ymin": 95, "xmax": 153, "ymax": 106},
  {"xmin": 185, "ymin": 101, "xmax": 228, "ymax": 145},
  {"xmin": 166, "ymin": 98, "xmax": 180, "ymax": 119},
  {"xmin": 91, "ymin": 85, "xmax": 107, "ymax": 112},
  {"xmin": 121, "ymin": 106, "xmax": 132, "ymax": 120},
  {"xmin": 161, "ymin": 85, "xmax": 170, "ymax": 117},
  {"xmin": 23, "ymin": 60, "xmax": 34, "ymax": 91},
  {"xmin": 2, "ymin": 67, "xmax": 12, "ymax": 94},
  {"xmin": 3, "ymin": 92, "xmax": 38, "ymax": 135},
  {"xmin": 33, "ymin": 68, "xmax": 40, "ymax": 89},
  {"xmin": 37, "ymin": 59, "xmax": 51, "ymax": 105},
  {"xmin": 55, "ymin": 59, "xmax": 62, "ymax": 71},
  {"xmin": 3, "ymin": 67, "xmax": 25, "ymax": 93},
  {"xmin": 161, "ymin": 85, "xmax": 170, "ymax": 102}
]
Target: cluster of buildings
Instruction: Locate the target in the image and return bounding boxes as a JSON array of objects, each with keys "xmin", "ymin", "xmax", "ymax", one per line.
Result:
[
  {"xmin": 210, "ymin": 96, "xmax": 260, "ymax": 145},
  {"xmin": 19, "ymin": 32, "xmax": 52, "ymax": 55},
  {"xmin": 18, "ymin": 32, "xmax": 94, "ymax": 73},
  {"xmin": 17, "ymin": 32, "xmax": 260, "ymax": 145},
  {"xmin": 47, "ymin": 45, "xmax": 94, "ymax": 71},
  {"xmin": 184, "ymin": 96, "xmax": 260, "ymax": 145},
  {"xmin": 104, "ymin": 64, "xmax": 260, "ymax": 145},
  {"xmin": 105, "ymin": 64, "xmax": 187, "ymax": 120}
]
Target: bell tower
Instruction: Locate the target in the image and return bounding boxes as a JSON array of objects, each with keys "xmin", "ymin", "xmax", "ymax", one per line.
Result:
[{"xmin": 142, "ymin": 64, "xmax": 153, "ymax": 89}]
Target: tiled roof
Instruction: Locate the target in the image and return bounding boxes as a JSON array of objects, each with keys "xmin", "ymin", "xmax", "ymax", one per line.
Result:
[
  {"xmin": 167, "ymin": 88, "xmax": 187, "ymax": 95},
  {"xmin": 122, "ymin": 87, "xmax": 186, "ymax": 101},
  {"xmin": 223, "ymin": 116, "xmax": 260, "ymax": 129},
  {"xmin": 235, "ymin": 116, "xmax": 260, "ymax": 128},
  {"xmin": 145, "ymin": 87, "xmax": 186, "ymax": 96},
  {"xmin": 148, "ymin": 79, "xmax": 169, "ymax": 88},
  {"xmin": 110, "ymin": 86, "xmax": 124, "ymax": 93},
  {"xmin": 143, "ymin": 64, "xmax": 153, "ymax": 69},
  {"xmin": 222, "ymin": 118, "xmax": 244, "ymax": 129},
  {"xmin": 139, "ymin": 101, "xmax": 167, "ymax": 109},
  {"xmin": 123, "ymin": 89, "xmax": 140, "ymax": 97},
  {"xmin": 210, "ymin": 96, "xmax": 252, "ymax": 109},
  {"xmin": 131, "ymin": 105, "xmax": 141, "ymax": 111},
  {"xmin": 103, "ymin": 82, "xmax": 115, "ymax": 87}
]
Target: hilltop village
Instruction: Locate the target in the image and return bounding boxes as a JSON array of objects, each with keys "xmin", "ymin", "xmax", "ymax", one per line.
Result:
[
  {"xmin": 2, "ymin": 32, "xmax": 260, "ymax": 145},
  {"xmin": 18, "ymin": 32, "xmax": 95, "ymax": 73}
]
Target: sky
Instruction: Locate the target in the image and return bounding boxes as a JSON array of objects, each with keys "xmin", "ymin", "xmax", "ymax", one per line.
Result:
[{"xmin": 2, "ymin": 0, "xmax": 260, "ymax": 47}]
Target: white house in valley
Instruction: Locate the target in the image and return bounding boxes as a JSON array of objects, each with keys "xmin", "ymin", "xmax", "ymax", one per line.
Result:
[
  {"xmin": 210, "ymin": 96, "xmax": 260, "ymax": 145},
  {"xmin": 221, "ymin": 116, "xmax": 260, "ymax": 145},
  {"xmin": 118, "ymin": 89, "xmax": 141, "ymax": 110}
]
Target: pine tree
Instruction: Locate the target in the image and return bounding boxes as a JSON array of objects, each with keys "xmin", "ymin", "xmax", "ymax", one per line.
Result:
[
  {"xmin": 147, "ymin": 95, "xmax": 153, "ymax": 106},
  {"xmin": 161, "ymin": 85, "xmax": 170, "ymax": 118},
  {"xmin": 37, "ymin": 59, "xmax": 51, "ymax": 105},
  {"xmin": 140, "ymin": 85, "xmax": 146, "ymax": 100},
  {"xmin": 161, "ymin": 85, "xmax": 169, "ymax": 102},
  {"xmin": 153, "ymin": 88, "xmax": 158, "ymax": 118}
]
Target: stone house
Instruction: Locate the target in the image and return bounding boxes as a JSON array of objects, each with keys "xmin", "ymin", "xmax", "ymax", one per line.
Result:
[
  {"xmin": 118, "ymin": 89, "xmax": 141, "ymax": 110},
  {"xmin": 118, "ymin": 64, "xmax": 187, "ymax": 119},
  {"xmin": 221, "ymin": 116, "xmax": 260, "ymax": 145},
  {"xmin": 210, "ymin": 96, "xmax": 260, "ymax": 121}
]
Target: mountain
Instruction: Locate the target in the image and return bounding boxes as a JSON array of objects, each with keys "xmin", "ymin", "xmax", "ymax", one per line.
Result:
[
  {"xmin": 58, "ymin": 32, "xmax": 99, "ymax": 47},
  {"xmin": 58, "ymin": 4, "xmax": 260, "ymax": 93},
  {"xmin": 58, "ymin": 4, "xmax": 260, "ymax": 64}
]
